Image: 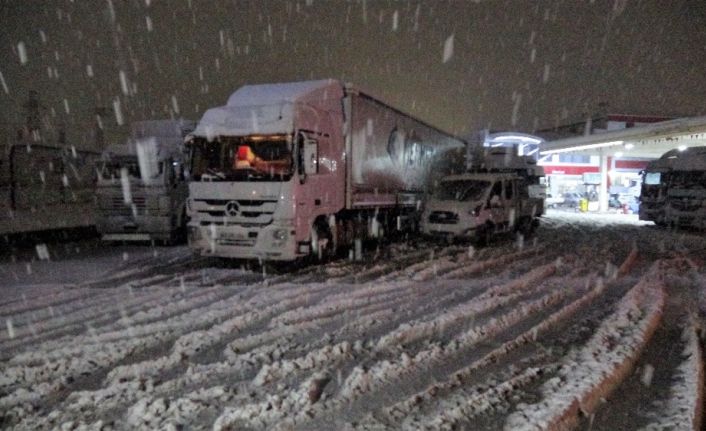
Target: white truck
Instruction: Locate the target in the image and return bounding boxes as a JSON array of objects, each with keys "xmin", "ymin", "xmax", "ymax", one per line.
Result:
[
  {"xmin": 421, "ymin": 147, "xmax": 545, "ymax": 243},
  {"xmin": 185, "ymin": 79, "xmax": 465, "ymax": 261},
  {"xmin": 95, "ymin": 120, "xmax": 195, "ymax": 242},
  {"xmin": 639, "ymin": 146, "xmax": 706, "ymax": 229}
]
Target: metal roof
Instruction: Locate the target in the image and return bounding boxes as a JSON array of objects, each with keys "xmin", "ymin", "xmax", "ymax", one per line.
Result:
[{"xmin": 540, "ymin": 115, "xmax": 706, "ymax": 159}]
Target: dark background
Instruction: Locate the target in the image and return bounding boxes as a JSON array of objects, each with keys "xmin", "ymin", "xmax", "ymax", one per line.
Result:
[{"xmin": 1, "ymin": 0, "xmax": 705, "ymax": 150}]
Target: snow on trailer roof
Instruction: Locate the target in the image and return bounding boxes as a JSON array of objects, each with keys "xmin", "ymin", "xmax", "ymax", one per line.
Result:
[
  {"xmin": 647, "ymin": 146, "xmax": 706, "ymax": 171},
  {"xmin": 193, "ymin": 79, "xmax": 342, "ymax": 139},
  {"xmin": 225, "ymin": 79, "xmax": 339, "ymax": 107}
]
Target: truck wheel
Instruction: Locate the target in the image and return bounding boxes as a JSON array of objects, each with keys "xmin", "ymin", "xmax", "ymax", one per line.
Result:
[
  {"xmin": 474, "ymin": 222, "xmax": 492, "ymax": 247},
  {"xmin": 518, "ymin": 217, "xmax": 535, "ymax": 236},
  {"xmin": 311, "ymin": 219, "xmax": 334, "ymax": 261}
]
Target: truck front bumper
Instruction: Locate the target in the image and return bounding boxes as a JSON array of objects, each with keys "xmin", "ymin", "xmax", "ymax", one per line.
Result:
[
  {"xmin": 421, "ymin": 220, "xmax": 478, "ymax": 239},
  {"xmin": 188, "ymin": 223, "xmax": 300, "ymax": 261},
  {"xmin": 97, "ymin": 215, "xmax": 172, "ymax": 241}
]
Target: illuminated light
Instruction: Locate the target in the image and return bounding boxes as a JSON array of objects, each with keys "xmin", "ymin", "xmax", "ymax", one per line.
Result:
[
  {"xmin": 624, "ymin": 143, "xmax": 634, "ymax": 150},
  {"xmin": 487, "ymin": 134, "xmax": 543, "ymax": 144},
  {"xmin": 540, "ymin": 140, "xmax": 624, "ymax": 155},
  {"xmin": 247, "ymin": 134, "xmax": 287, "ymax": 142},
  {"xmin": 678, "ymin": 145, "xmax": 687, "ymax": 151},
  {"xmin": 614, "ymin": 152, "xmax": 623, "ymax": 158}
]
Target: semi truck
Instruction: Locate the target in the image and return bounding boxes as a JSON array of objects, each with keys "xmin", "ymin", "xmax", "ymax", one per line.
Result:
[
  {"xmin": 0, "ymin": 141, "xmax": 99, "ymax": 236},
  {"xmin": 421, "ymin": 146, "xmax": 545, "ymax": 243},
  {"xmin": 95, "ymin": 119, "xmax": 195, "ymax": 242},
  {"xmin": 185, "ymin": 79, "xmax": 465, "ymax": 261},
  {"xmin": 639, "ymin": 146, "xmax": 706, "ymax": 229}
]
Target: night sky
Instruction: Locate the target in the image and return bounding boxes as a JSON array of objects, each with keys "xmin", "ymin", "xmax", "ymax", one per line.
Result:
[{"xmin": 1, "ymin": 0, "xmax": 705, "ymax": 151}]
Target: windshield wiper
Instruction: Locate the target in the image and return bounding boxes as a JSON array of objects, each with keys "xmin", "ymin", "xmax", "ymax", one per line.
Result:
[{"xmin": 201, "ymin": 168, "xmax": 227, "ymax": 181}]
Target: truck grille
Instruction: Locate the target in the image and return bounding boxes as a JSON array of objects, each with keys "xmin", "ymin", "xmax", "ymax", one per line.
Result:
[
  {"xmin": 106, "ymin": 196, "xmax": 146, "ymax": 216},
  {"xmin": 217, "ymin": 238, "xmax": 257, "ymax": 247},
  {"xmin": 193, "ymin": 198, "xmax": 277, "ymax": 225},
  {"xmin": 429, "ymin": 211, "xmax": 459, "ymax": 224}
]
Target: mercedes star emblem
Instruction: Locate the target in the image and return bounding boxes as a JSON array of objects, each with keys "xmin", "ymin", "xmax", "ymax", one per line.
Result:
[{"xmin": 225, "ymin": 201, "xmax": 240, "ymax": 217}]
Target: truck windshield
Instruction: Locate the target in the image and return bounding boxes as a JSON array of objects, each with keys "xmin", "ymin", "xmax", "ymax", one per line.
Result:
[
  {"xmin": 435, "ymin": 179, "xmax": 490, "ymax": 201},
  {"xmin": 96, "ymin": 156, "xmax": 163, "ymax": 182},
  {"xmin": 188, "ymin": 134, "xmax": 293, "ymax": 181},
  {"xmin": 643, "ymin": 172, "xmax": 662, "ymax": 185}
]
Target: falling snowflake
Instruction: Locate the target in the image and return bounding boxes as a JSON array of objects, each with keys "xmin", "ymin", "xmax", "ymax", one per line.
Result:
[{"xmin": 442, "ymin": 34, "xmax": 454, "ymax": 63}]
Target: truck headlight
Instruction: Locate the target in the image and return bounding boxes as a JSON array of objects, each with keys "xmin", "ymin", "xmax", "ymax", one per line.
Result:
[
  {"xmin": 469, "ymin": 204, "xmax": 483, "ymax": 217},
  {"xmin": 272, "ymin": 228, "xmax": 288, "ymax": 241}
]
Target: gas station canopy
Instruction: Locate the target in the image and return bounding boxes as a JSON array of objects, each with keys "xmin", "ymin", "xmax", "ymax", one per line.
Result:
[
  {"xmin": 540, "ymin": 115, "xmax": 706, "ymax": 158},
  {"xmin": 538, "ymin": 115, "xmax": 706, "ymax": 213}
]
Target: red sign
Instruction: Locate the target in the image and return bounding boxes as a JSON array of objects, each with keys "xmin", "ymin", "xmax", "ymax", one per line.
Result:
[
  {"xmin": 541, "ymin": 165, "xmax": 599, "ymax": 175},
  {"xmin": 615, "ymin": 160, "xmax": 648, "ymax": 170}
]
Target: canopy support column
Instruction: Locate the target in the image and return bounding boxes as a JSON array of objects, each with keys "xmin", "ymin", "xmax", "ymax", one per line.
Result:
[{"xmin": 599, "ymin": 150, "xmax": 609, "ymax": 212}]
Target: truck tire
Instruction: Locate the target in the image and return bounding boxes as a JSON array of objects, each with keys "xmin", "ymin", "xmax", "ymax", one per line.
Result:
[
  {"xmin": 518, "ymin": 217, "xmax": 535, "ymax": 237},
  {"xmin": 311, "ymin": 218, "xmax": 334, "ymax": 261},
  {"xmin": 474, "ymin": 222, "xmax": 492, "ymax": 247}
]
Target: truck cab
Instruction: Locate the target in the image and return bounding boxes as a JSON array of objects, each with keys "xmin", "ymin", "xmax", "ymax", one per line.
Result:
[
  {"xmin": 640, "ymin": 147, "xmax": 706, "ymax": 229},
  {"xmin": 95, "ymin": 120, "xmax": 195, "ymax": 243}
]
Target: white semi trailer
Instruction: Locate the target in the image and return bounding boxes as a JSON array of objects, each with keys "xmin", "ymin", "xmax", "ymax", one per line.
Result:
[
  {"xmin": 95, "ymin": 120, "xmax": 195, "ymax": 242},
  {"xmin": 185, "ymin": 79, "xmax": 465, "ymax": 261},
  {"xmin": 639, "ymin": 146, "xmax": 706, "ymax": 229}
]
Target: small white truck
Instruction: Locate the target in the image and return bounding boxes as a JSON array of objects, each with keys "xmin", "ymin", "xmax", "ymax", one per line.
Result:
[{"xmin": 421, "ymin": 147, "xmax": 545, "ymax": 243}]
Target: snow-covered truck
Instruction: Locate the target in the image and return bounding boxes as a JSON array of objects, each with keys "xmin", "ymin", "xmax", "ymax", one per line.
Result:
[
  {"xmin": 421, "ymin": 146, "xmax": 545, "ymax": 242},
  {"xmin": 95, "ymin": 120, "xmax": 195, "ymax": 242},
  {"xmin": 185, "ymin": 79, "xmax": 465, "ymax": 261},
  {"xmin": 639, "ymin": 146, "xmax": 706, "ymax": 229}
]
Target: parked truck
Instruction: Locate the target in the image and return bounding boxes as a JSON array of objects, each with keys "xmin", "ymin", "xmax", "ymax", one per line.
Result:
[
  {"xmin": 95, "ymin": 119, "xmax": 195, "ymax": 242},
  {"xmin": 421, "ymin": 146, "xmax": 545, "ymax": 243},
  {"xmin": 185, "ymin": 79, "xmax": 465, "ymax": 261},
  {"xmin": 0, "ymin": 141, "xmax": 99, "ymax": 236},
  {"xmin": 639, "ymin": 146, "xmax": 706, "ymax": 229}
]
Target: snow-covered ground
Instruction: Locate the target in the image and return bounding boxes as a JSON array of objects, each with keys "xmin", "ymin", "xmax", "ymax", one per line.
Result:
[{"xmin": 0, "ymin": 212, "xmax": 704, "ymax": 430}]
